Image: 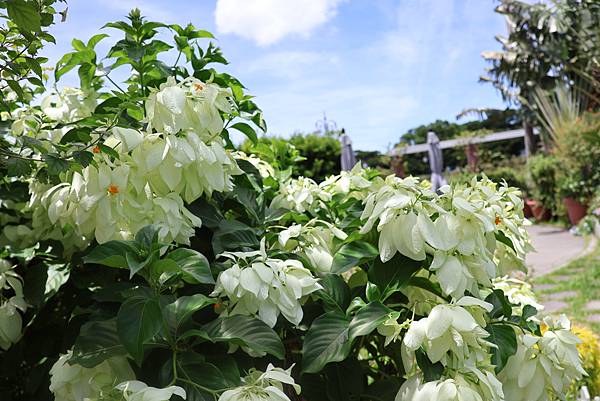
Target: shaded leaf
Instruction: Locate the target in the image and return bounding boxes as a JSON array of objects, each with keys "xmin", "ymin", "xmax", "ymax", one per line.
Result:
[{"xmin": 302, "ymin": 311, "xmax": 351, "ymax": 373}]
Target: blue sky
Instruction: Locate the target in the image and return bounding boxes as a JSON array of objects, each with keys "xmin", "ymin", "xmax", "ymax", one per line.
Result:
[{"xmin": 43, "ymin": 0, "xmax": 509, "ymax": 151}]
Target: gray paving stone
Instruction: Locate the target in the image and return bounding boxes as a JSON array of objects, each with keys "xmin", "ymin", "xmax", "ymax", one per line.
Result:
[
  {"xmin": 543, "ymin": 290, "xmax": 577, "ymax": 300},
  {"xmin": 587, "ymin": 314, "xmax": 600, "ymax": 323},
  {"xmin": 551, "ymin": 275, "xmax": 575, "ymax": 282},
  {"xmin": 543, "ymin": 301, "xmax": 568, "ymax": 313},
  {"xmin": 526, "ymin": 225, "xmax": 588, "ymax": 277},
  {"xmin": 584, "ymin": 300, "xmax": 600, "ymax": 311},
  {"xmin": 534, "ymin": 283, "xmax": 557, "ymax": 291}
]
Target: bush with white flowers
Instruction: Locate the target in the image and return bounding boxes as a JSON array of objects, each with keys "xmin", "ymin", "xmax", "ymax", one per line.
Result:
[{"xmin": 0, "ymin": 9, "xmax": 585, "ymax": 401}]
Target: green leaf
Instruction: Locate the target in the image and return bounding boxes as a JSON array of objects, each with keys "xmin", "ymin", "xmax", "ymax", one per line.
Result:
[
  {"xmin": 348, "ymin": 301, "xmax": 391, "ymax": 341},
  {"xmin": 60, "ymin": 127, "xmax": 92, "ymax": 144},
  {"xmin": 71, "ymin": 38, "xmax": 87, "ymax": 51},
  {"xmin": 331, "ymin": 241, "xmax": 378, "ymax": 274},
  {"xmin": 135, "ymin": 225, "xmax": 161, "ymax": 251},
  {"xmin": 78, "ymin": 63, "xmax": 96, "ymax": 89},
  {"xmin": 7, "ymin": 0, "xmax": 41, "ymax": 32},
  {"xmin": 495, "ymin": 231, "xmax": 516, "ymax": 253},
  {"xmin": 212, "ymin": 219, "xmax": 259, "ymax": 255},
  {"xmin": 126, "ymin": 251, "xmax": 153, "ymax": 278},
  {"xmin": 5, "ymin": 158, "xmax": 33, "ymax": 177},
  {"xmin": 176, "ymin": 353, "xmax": 240, "ymax": 400},
  {"xmin": 368, "ymin": 253, "xmax": 423, "ymax": 301},
  {"xmin": 485, "ymin": 289, "xmax": 512, "ymax": 319},
  {"xmin": 230, "ymin": 122, "xmax": 258, "ymax": 144},
  {"xmin": 302, "ymin": 311, "xmax": 351, "ymax": 373},
  {"xmin": 521, "ymin": 305, "xmax": 537, "ymax": 321},
  {"xmin": 127, "ymin": 106, "xmax": 144, "ymax": 120},
  {"xmin": 71, "ymin": 319, "xmax": 126, "ymax": 368},
  {"xmin": 87, "ymin": 33, "xmax": 109, "ymax": 49},
  {"xmin": 184, "ymin": 315, "xmax": 284, "ymax": 359},
  {"xmin": 167, "ymin": 248, "xmax": 214, "ymax": 284},
  {"xmin": 164, "ymin": 294, "xmax": 215, "ymax": 335},
  {"xmin": 72, "ymin": 150, "xmax": 94, "ymax": 168},
  {"xmin": 117, "ymin": 295, "xmax": 163, "ymax": 363},
  {"xmin": 44, "ymin": 154, "xmax": 71, "ymax": 176},
  {"xmin": 407, "ymin": 276, "xmax": 446, "ymax": 300},
  {"xmin": 83, "ymin": 240, "xmax": 140, "ymax": 268},
  {"xmin": 487, "ymin": 323, "xmax": 517, "ymax": 373},
  {"xmin": 316, "ymin": 274, "xmax": 351, "ymax": 313},
  {"xmin": 98, "ymin": 143, "xmax": 120, "ymax": 159}
]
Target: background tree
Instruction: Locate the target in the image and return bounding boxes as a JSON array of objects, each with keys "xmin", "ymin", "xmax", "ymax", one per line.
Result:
[{"xmin": 481, "ymin": 0, "xmax": 600, "ymax": 153}]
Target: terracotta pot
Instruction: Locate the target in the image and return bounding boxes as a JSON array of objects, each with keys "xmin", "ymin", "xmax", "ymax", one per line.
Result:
[
  {"xmin": 526, "ymin": 199, "xmax": 551, "ymax": 221},
  {"xmin": 563, "ymin": 197, "xmax": 588, "ymax": 226},
  {"xmin": 523, "ymin": 199, "xmax": 533, "ymax": 218}
]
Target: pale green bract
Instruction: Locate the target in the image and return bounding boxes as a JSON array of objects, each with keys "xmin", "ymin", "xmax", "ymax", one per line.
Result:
[
  {"xmin": 277, "ymin": 219, "xmax": 347, "ymax": 275},
  {"xmin": 114, "ymin": 381, "xmax": 186, "ymax": 401},
  {"xmin": 8, "ymin": 77, "xmax": 244, "ymax": 252},
  {"xmin": 498, "ymin": 315, "xmax": 586, "ymax": 401},
  {"xmin": 491, "ymin": 276, "xmax": 545, "ymax": 313},
  {"xmin": 271, "ymin": 176, "xmax": 332, "ymax": 213},
  {"xmin": 49, "ymin": 351, "xmax": 135, "ymax": 401},
  {"xmin": 0, "ymin": 258, "xmax": 26, "ymax": 350},
  {"xmin": 211, "ymin": 241, "xmax": 322, "ymax": 328},
  {"xmin": 360, "ymin": 175, "xmax": 533, "ymax": 299},
  {"xmin": 218, "ymin": 364, "xmax": 300, "ymax": 401}
]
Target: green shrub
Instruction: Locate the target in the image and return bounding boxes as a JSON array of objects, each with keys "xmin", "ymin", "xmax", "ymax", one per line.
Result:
[{"xmin": 527, "ymin": 154, "xmax": 560, "ymax": 215}]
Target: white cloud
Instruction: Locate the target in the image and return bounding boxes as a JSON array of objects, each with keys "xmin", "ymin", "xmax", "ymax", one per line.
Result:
[
  {"xmin": 215, "ymin": 0, "xmax": 344, "ymax": 46},
  {"xmin": 245, "ymin": 50, "xmax": 340, "ymax": 79}
]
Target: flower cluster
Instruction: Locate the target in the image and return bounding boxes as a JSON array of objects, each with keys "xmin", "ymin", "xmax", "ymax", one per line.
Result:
[
  {"xmin": 49, "ymin": 351, "xmax": 135, "ymax": 401},
  {"xmin": 498, "ymin": 315, "xmax": 585, "ymax": 401},
  {"xmin": 492, "ymin": 275, "xmax": 544, "ymax": 313},
  {"xmin": 320, "ymin": 163, "xmax": 372, "ymax": 198},
  {"xmin": 114, "ymin": 381, "xmax": 186, "ymax": 401},
  {"xmin": 0, "ymin": 259, "xmax": 27, "ymax": 350},
  {"xmin": 271, "ymin": 176, "xmax": 332, "ymax": 214},
  {"xmin": 218, "ymin": 364, "xmax": 300, "ymax": 401},
  {"xmin": 403, "ymin": 298, "xmax": 493, "ymax": 366},
  {"xmin": 233, "ymin": 151, "xmax": 275, "ymax": 178},
  {"xmin": 211, "ymin": 241, "xmax": 321, "ymax": 328},
  {"xmin": 277, "ymin": 220, "xmax": 347, "ymax": 275},
  {"xmin": 360, "ymin": 175, "xmax": 532, "ymax": 299},
  {"xmin": 397, "ymin": 371, "xmax": 504, "ymax": 401},
  {"xmin": 19, "ymin": 78, "xmax": 244, "ymax": 250},
  {"xmin": 40, "ymin": 87, "xmax": 97, "ymax": 123}
]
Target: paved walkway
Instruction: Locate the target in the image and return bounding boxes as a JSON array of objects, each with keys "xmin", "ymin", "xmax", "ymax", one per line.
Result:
[
  {"xmin": 526, "ymin": 224, "xmax": 589, "ymax": 277},
  {"xmin": 526, "ymin": 224, "xmax": 598, "ymax": 315}
]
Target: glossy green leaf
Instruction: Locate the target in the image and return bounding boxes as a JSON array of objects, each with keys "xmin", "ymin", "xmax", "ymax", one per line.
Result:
[
  {"xmin": 117, "ymin": 295, "xmax": 163, "ymax": 363},
  {"xmin": 166, "ymin": 248, "xmax": 214, "ymax": 284},
  {"xmin": 487, "ymin": 323, "xmax": 517, "ymax": 373},
  {"xmin": 83, "ymin": 240, "xmax": 140, "ymax": 268},
  {"xmin": 7, "ymin": 0, "xmax": 41, "ymax": 32},
  {"xmin": 485, "ymin": 289, "xmax": 512, "ymax": 319},
  {"xmin": 331, "ymin": 241, "xmax": 378, "ymax": 274},
  {"xmin": 164, "ymin": 294, "xmax": 215, "ymax": 335},
  {"xmin": 230, "ymin": 122, "xmax": 258, "ymax": 144},
  {"xmin": 316, "ymin": 274, "xmax": 351, "ymax": 312},
  {"xmin": 368, "ymin": 253, "xmax": 423, "ymax": 301},
  {"xmin": 71, "ymin": 319, "xmax": 126, "ymax": 368},
  {"xmin": 348, "ymin": 301, "xmax": 391, "ymax": 341},
  {"xmin": 302, "ymin": 311, "xmax": 351, "ymax": 373},
  {"xmin": 184, "ymin": 315, "xmax": 284, "ymax": 360}
]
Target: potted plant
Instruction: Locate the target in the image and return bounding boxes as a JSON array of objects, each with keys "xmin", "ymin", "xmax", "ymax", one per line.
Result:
[
  {"xmin": 527, "ymin": 154, "xmax": 558, "ymax": 221},
  {"xmin": 559, "ymin": 172, "xmax": 589, "ymax": 226}
]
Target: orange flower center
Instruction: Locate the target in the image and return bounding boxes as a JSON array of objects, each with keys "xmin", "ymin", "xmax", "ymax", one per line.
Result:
[
  {"xmin": 107, "ymin": 185, "xmax": 119, "ymax": 195},
  {"xmin": 193, "ymin": 83, "xmax": 204, "ymax": 92},
  {"xmin": 495, "ymin": 216, "xmax": 501, "ymax": 225},
  {"xmin": 92, "ymin": 145, "xmax": 101, "ymax": 154}
]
